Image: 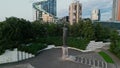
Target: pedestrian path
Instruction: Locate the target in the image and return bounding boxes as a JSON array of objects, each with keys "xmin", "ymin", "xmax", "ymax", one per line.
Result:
[{"xmin": 102, "ymin": 49, "xmax": 120, "ymax": 68}]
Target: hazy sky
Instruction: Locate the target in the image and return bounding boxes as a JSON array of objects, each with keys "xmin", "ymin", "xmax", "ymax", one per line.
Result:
[{"xmin": 0, "ymin": 0, "xmax": 112, "ymax": 21}]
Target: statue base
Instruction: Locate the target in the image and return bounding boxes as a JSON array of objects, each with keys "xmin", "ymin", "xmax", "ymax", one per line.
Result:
[{"xmin": 62, "ymin": 46, "xmax": 68, "ymax": 60}]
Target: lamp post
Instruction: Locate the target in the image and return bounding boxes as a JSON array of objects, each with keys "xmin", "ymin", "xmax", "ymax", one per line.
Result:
[{"xmin": 62, "ymin": 24, "xmax": 68, "ymax": 60}]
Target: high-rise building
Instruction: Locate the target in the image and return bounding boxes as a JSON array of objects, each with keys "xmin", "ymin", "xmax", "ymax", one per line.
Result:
[
  {"xmin": 33, "ymin": 0, "xmax": 57, "ymax": 22},
  {"xmin": 91, "ymin": 9, "xmax": 100, "ymax": 21},
  {"xmin": 118, "ymin": 0, "xmax": 120, "ymax": 21},
  {"xmin": 112, "ymin": 0, "xmax": 120, "ymax": 21},
  {"xmin": 41, "ymin": 0, "xmax": 56, "ymax": 16},
  {"xmin": 42, "ymin": 13, "xmax": 55, "ymax": 22},
  {"xmin": 69, "ymin": 1, "xmax": 82, "ymax": 25},
  {"xmin": 34, "ymin": 10, "xmax": 42, "ymax": 21}
]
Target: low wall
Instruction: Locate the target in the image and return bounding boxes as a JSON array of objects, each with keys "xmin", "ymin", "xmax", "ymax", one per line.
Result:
[
  {"xmin": 86, "ymin": 41, "xmax": 110, "ymax": 51},
  {"xmin": 0, "ymin": 45, "xmax": 55, "ymax": 64}
]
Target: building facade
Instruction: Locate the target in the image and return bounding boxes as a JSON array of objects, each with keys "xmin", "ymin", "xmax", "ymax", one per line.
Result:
[
  {"xmin": 118, "ymin": 0, "xmax": 120, "ymax": 21},
  {"xmin": 112, "ymin": 0, "xmax": 120, "ymax": 21},
  {"xmin": 60, "ymin": 16, "xmax": 69, "ymax": 23},
  {"xmin": 41, "ymin": 0, "xmax": 56, "ymax": 16},
  {"xmin": 34, "ymin": 10, "xmax": 42, "ymax": 21},
  {"xmin": 42, "ymin": 13, "xmax": 55, "ymax": 22},
  {"xmin": 33, "ymin": 0, "xmax": 57, "ymax": 22},
  {"xmin": 91, "ymin": 9, "xmax": 100, "ymax": 21},
  {"xmin": 69, "ymin": 1, "xmax": 82, "ymax": 25}
]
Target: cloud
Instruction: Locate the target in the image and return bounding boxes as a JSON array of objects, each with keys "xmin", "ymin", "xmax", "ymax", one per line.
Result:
[
  {"xmin": 57, "ymin": 0, "xmax": 71, "ymax": 17},
  {"xmin": 82, "ymin": 0, "xmax": 112, "ymax": 20},
  {"xmin": 57, "ymin": 0, "xmax": 113, "ymax": 21},
  {"xmin": 101, "ymin": 11, "xmax": 112, "ymax": 21},
  {"xmin": 0, "ymin": 0, "xmax": 113, "ymax": 21}
]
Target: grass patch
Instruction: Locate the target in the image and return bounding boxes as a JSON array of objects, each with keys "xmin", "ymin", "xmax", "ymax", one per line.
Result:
[{"xmin": 98, "ymin": 51, "xmax": 114, "ymax": 63}]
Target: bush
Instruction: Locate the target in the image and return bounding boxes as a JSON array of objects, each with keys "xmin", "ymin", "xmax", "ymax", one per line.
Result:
[
  {"xmin": 46, "ymin": 36, "xmax": 62, "ymax": 46},
  {"xmin": 0, "ymin": 47, "xmax": 5, "ymax": 55},
  {"xmin": 110, "ymin": 30, "xmax": 120, "ymax": 59},
  {"xmin": 67, "ymin": 37, "xmax": 89, "ymax": 50},
  {"xmin": 18, "ymin": 43, "xmax": 47, "ymax": 54},
  {"xmin": 39, "ymin": 37, "xmax": 89, "ymax": 50}
]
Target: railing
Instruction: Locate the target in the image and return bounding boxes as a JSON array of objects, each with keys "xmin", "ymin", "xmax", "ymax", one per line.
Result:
[{"xmin": 75, "ymin": 56, "xmax": 107, "ymax": 68}]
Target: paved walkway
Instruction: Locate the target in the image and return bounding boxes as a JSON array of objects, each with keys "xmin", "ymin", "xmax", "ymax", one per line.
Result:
[
  {"xmin": 102, "ymin": 50, "xmax": 120, "ymax": 68},
  {"xmin": 5, "ymin": 63, "xmax": 34, "ymax": 68},
  {"xmin": 0, "ymin": 48, "xmax": 91, "ymax": 68},
  {"xmin": 100, "ymin": 45, "xmax": 120, "ymax": 68},
  {"xmin": 0, "ymin": 47, "xmax": 117, "ymax": 68},
  {"xmin": 0, "ymin": 48, "xmax": 108, "ymax": 68}
]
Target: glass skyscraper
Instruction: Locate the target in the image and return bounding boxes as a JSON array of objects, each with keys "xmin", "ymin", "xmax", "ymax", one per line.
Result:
[{"xmin": 41, "ymin": 0, "xmax": 57, "ymax": 16}]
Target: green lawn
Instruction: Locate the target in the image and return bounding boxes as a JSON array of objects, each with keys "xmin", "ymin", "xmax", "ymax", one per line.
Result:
[{"xmin": 98, "ymin": 51, "xmax": 114, "ymax": 63}]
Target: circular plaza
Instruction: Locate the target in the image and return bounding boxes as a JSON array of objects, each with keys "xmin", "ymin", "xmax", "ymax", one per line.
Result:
[{"xmin": 0, "ymin": 47, "xmax": 111, "ymax": 68}]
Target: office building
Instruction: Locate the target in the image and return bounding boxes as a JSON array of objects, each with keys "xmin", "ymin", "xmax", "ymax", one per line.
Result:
[
  {"xmin": 91, "ymin": 9, "xmax": 100, "ymax": 21},
  {"xmin": 69, "ymin": 1, "xmax": 82, "ymax": 25},
  {"xmin": 60, "ymin": 16, "xmax": 69, "ymax": 23},
  {"xmin": 42, "ymin": 13, "xmax": 55, "ymax": 22},
  {"xmin": 112, "ymin": 0, "xmax": 120, "ymax": 21},
  {"xmin": 118, "ymin": 0, "xmax": 120, "ymax": 21},
  {"xmin": 41, "ymin": 0, "xmax": 56, "ymax": 16},
  {"xmin": 33, "ymin": 0, "xmax": 57, "ymax": 22}
]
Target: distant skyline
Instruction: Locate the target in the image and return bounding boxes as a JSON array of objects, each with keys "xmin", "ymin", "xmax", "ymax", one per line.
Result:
[{"xmin": 0, "ymin": 0, "xmax": 112, "ymax": 21}]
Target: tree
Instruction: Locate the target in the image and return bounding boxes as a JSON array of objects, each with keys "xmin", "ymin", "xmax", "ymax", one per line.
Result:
[
  {"xmin": 0, "ymin": 17, "xmax": 33, "ymax": 50},
  {"xmin": 81, "ymin": 19, "xmax": 94, "ymax": 40},
  {"xmin": 0, "ymin": 22, "xmax": 6, "ymax": 54},
  {"xmin": 32, "ymin": 21, "xmax": 46, "ymax": 39},
  {"xmin": 110, "ymin": 30, "xmax": 119, "ymax": 51},
  {"xmin": 69, "ymin": 18, "xmax": 94, "ymax": 40},
  {"xmin": 46, "ymin": 23, "xmax": 63, "ymax": 37}
]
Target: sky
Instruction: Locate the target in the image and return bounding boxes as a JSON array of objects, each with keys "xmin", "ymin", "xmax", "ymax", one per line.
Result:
[{"xmin": 0, "ymin": 0, "xmax": 113, "ymax": 22}]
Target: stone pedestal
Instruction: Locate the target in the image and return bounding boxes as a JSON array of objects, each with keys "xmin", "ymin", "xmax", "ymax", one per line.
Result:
[{"xmin": 62, "ymin": 47, "xmax": 68, "ymax": 60}]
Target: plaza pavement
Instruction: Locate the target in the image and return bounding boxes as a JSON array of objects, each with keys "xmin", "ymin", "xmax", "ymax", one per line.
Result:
[{"xmin": 0, "ymin": 48, "xmax": 115, "ymax": 68}]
